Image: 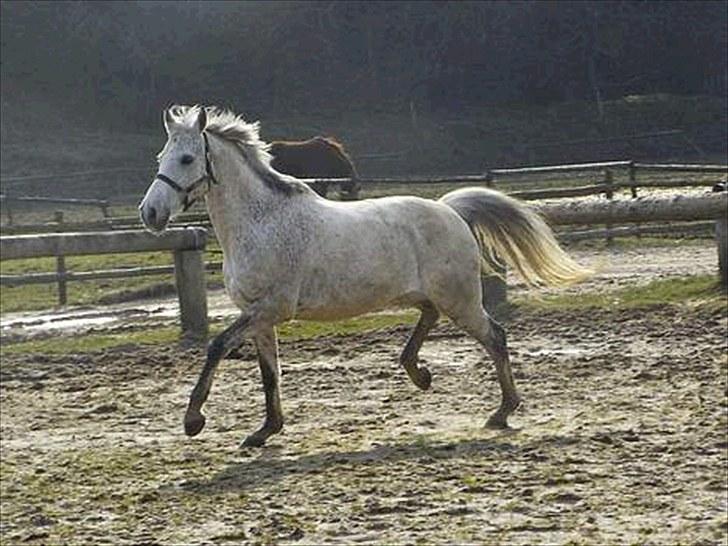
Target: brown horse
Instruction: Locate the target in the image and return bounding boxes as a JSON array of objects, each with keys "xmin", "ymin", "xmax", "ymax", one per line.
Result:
[{"xmin": 269, "ymin": 136, "xmax": 359, "ymax": 198}]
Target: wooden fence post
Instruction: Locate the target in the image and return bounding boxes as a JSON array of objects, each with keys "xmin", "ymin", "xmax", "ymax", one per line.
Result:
[
  {"xmin": 54, "ymin": 211, "xmax": 67, "ymax": 306},
  {"xmin": 173, "ymin": 248, "xmax": 208, "ymax": 341},
  {"xmin": 0, "ymin": 193, "xmax": 13, "ymax": 226},
  {"xmin": 4, "ymin": 197, "xmax": 13, "ymax": 226},
  {"xmin": 628, "ymin": 161, "xmax": 638, "ymax": 198},
  {"xmin": 717, "ymin": 217, "xmax": 727, "ymax": 290},
  {"xmin": 604, "ymin": 169, "xmax": 614, "ymax": 246},
  {"xmin": 629, "ymin": 161, "xmax": 641, "ymax": 238}
]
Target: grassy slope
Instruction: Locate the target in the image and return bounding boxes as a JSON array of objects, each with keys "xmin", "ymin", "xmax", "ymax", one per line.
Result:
[
  {"xmin": 1, "ymin": 93, "xmax": 724, "ymax": 196},
  {"xmin": 514, "ymin": 274, "xmax": 726, "ymax": 312}
]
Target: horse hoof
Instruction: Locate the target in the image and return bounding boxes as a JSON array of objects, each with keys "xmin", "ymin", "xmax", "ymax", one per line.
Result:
[
  {"xmin": 485, "ymin": 413, "xmax": 509, "ymax": 430},
  {"xmin": 184, "ymin": 411, "xmax": 206, "ymax": 437},
  {"xmin": 414, "ymin": 366, "xmax": 432, "ymax": 391},
  {"xmin": 241, "ymin": 433, "xmax": 266, "ymax": 448}
]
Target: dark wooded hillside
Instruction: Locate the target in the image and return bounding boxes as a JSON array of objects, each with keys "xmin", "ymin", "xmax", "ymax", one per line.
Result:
[{"xmin": 1, "ymin": 1, "xmax": 725, "ymax": 193}]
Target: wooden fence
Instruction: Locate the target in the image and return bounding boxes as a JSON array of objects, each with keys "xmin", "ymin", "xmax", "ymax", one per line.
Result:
[
  {"xmin": 482, "ymin": 192, "xmax": 728, "ymax": 313},
  {"xmin": 0, "ymin": 194, "xmax": 110, "ymax": 225},
  {"xmin": 3, "ymin": 160, "xmax": 725, "ymax": 228},
  {"xmin": 296, "ymin": 160, "xmax": 725, "ymax": 197},
  {"xmin": 0, "ymin": 228, "xmax": 209, "ymax": 340},
  {"xmin": 1, "ymin": 159, "xmax": 725, "ymax": 331},
  {"xmin": 3, "ymin": 160, "xmax": 725, "ymax": 237}
]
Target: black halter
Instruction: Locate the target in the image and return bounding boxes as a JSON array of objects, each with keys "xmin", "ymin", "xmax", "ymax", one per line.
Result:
[{"xmin": 155, "ymin": 132, "xmax": 218, "ymax": 212}]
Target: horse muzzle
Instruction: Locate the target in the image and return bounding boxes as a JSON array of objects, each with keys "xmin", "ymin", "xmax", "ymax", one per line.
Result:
[{"xmin": 139, "ymin": 201, "xmax": 171, "ymax": 233}]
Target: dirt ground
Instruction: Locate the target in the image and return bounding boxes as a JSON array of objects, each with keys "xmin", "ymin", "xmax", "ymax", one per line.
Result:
[{"xmin": 1, "ymin": 300, "xmax": 726, "ymax": 545}]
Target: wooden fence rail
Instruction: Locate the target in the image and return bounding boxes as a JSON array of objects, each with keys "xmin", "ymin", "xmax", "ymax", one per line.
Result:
[
  {"xmin": 558, "ymin": 221, "xmax": 715, "ymax": 242},
  {"xmin": 0, "ymin": 213, "xmax": 210, "ymax": 236},
  {"xmin": 632, "ymin": 163, "xmax": 728, "ymax": 173},
  {"xmin": 292, "ymin": 160, "xmax": 725, "ymax": 211},
  {"xmin": 1, "ymin": 160, "xmax": 725, "ymax": 329},
  {"xmin": 490, "ymin": 160, "xmax": 633, "ymax": 176},
  {"xmin": 534, "ymin": 192, "xmax": 727, "ymax": 226},
  {"xmin": 483, "ymin": 192, "xmax": 728, "ymax": 314},
  {"xmin": 1, "ymin": 261, "xmax": 223, "ymax": 286},
  {"xmin": 2, "ymin": 160, "xmax": 724, "ymax": 231},
  {"xmin": 3, "ymin": 177, "xmax": 723, "ymax": 237},
  {"xmin": 0, "ymin": 194, "xmax": 110, "ymax": 225},
  {"xmin": 0, "ymin": 228, "xmax": 209, "ymax": 340},
  {"xmin": 0, "ymin": 229, "xmax": 207, "ymax": 259},
  {"xmin": 298, "ymin": 160, "xmax": 725, "ymax": 186}
]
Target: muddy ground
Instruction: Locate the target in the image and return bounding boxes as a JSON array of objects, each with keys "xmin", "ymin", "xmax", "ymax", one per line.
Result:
[{"xmin": 1, "ymin": 302, "xmax": 726, "ymax": 545}]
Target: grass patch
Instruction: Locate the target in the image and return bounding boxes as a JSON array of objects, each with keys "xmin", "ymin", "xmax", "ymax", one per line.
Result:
[
  {"xmin": 0, "ymin": 326, "xmax": 182, "ymax": 355},
  {"xmin": 278, "ymin": 311, "xmax": 417, "ymax": 340},
  {"xmin": 1, "ymin": 311, "xmax": 417, "ymax": 355},
  {"xmin": 0, "ymin": 246, "xmax": 224, "ymax": 313},
  {"xmin": 515, "ymin": 275, "xmax": 726, "ymax": 311},
  {"xmin": 0, "ymin": 273, "xmax": 184, "ymax": 313}
]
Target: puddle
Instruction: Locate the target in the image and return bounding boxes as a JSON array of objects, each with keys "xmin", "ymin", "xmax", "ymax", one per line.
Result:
[
  {"xmin": 23, "ymin": 315, "xmax": 117, "ymax": 332},
  {"xmin": 0, "ymin": 288, "xmax": 240, "ymax": 340}
]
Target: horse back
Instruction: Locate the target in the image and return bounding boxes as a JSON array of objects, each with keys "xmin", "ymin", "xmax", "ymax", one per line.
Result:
[{"xmin": 269, "ymin": 137, "xmax": 356, "ymax": 178}]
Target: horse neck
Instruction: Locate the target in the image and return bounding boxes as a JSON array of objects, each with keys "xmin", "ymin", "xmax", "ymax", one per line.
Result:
[{"xmin": 204, "ymin": 139, "xmax": 284, "ymax": 252}]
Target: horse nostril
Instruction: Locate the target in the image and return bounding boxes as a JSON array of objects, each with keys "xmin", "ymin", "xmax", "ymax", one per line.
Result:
[{"xmin": 147, "ymin": 206, "xmax": 157, "ymax": 224}]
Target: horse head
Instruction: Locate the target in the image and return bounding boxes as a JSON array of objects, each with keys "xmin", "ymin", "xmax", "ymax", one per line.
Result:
[{"xmin": 139, "ymin": 106, "xmax": 215, "ymax": 232}]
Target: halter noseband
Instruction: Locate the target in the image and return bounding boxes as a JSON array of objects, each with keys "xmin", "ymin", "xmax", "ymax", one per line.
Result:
[{"xmin": 155, "ymin": 132, "xmax": 218, "ymax": 212}]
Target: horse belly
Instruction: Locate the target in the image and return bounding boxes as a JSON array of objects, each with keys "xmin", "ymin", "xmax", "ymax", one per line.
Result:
[
  {"xmin": 295, "ymin": 289, "xmax": 424, "ymax": 321},
  {"xmin": 294, "ymin": 256, "xmax": 422, "ymax": 321}
]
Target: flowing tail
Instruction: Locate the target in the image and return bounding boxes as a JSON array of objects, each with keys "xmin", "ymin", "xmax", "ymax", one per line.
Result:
[{"xmin": 440, "ymin": 187, "xmax": 592, "ymax": 286}]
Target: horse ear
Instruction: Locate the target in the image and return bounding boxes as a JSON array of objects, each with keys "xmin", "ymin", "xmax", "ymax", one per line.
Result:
[
  {"xmin": 196, "ymin": 108, "xmax": 207, "ymax": 133},
  {"xmin": 163, "ymin": 108, "xmax": 175, "ymax": 133}
]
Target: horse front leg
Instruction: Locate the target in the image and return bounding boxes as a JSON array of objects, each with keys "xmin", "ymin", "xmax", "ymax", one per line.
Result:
[
  {"xmin": 241, "ymin": 326, "xmax": 283, "ymax": 447},
  {"xmin": 184, "ymin": 313, "xmax": 251, "ymax": 436}
]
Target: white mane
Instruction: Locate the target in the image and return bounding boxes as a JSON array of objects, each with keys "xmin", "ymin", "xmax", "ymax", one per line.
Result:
[{"xmin": 167, "ymin": 104, "xmax": 306, "ymax": 195}]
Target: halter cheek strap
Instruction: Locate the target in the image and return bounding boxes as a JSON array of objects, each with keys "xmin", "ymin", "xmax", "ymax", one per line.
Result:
[
  {"xmin": 156, "ymin": 173, "xmax": 185, "ymax": 193},
  {"xmin": 155, "ymin": 132, "xmax": 218, "ymax": 212}
]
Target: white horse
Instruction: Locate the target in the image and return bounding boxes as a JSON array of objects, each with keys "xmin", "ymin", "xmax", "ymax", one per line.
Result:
[{"xmin": 139, "ymin": 105, "xmax": 591, "ymax": 447}]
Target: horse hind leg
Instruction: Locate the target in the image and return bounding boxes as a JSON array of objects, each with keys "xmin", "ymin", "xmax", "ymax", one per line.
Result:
[
  {"xmin": 482, "ymin": 317, "xmax": 523, "ymax": 428},
  {"xmin": 449, "ymin": 305, "xmax": 522, "ymax": 428},
  {"xmin": 400, "ymin": 302, "xmax": 439, "ymax": 390},
  {"xmin": 242, "ymin": 326, "xmax": 283, "ymax": 448}
]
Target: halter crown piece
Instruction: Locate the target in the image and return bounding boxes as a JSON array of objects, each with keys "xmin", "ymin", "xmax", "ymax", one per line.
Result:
[{"xmin": 155, "ymin": 132, "xmax": 219, "ymax": 211}]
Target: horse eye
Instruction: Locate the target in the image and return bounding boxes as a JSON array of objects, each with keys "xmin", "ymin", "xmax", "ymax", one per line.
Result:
[{"xmin": 181, "ymin": 154, "xmax": 195, "ymax": 165}]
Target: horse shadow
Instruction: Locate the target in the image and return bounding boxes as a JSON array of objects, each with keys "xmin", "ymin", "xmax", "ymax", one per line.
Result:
[{"xmin": 177, "ymin": 432, "xmax": 523, "ymax": 494}]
